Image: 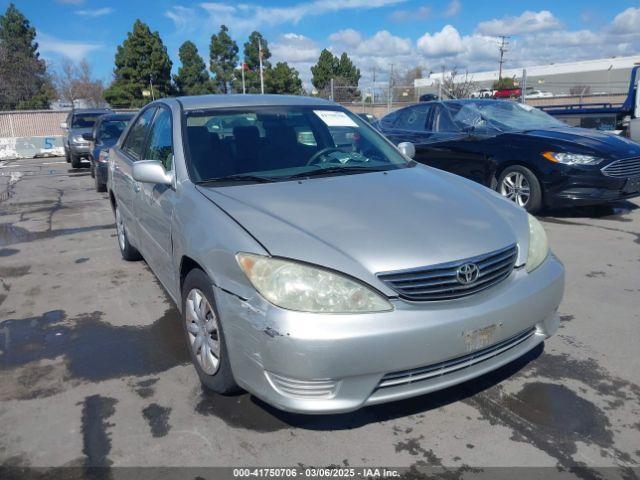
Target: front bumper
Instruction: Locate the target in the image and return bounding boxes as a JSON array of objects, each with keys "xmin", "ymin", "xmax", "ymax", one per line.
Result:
[
  {"xmin": 543, "ymin": 167, "xmax": 640, "ymax": 207},
  {"xmin": 69, "ymin": 143, "xmax": 90, "ymax": 156},
  {"xmin": 215, "ymin": 254, "xmax": 565, "ymax": 414}
]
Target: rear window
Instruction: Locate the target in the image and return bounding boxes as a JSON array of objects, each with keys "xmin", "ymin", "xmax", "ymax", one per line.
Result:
[{"xmin": 72, "ymin": 114, "xmax": 101, "ymax": 129}]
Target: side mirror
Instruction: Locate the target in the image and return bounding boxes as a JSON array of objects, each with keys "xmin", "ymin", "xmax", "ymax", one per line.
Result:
[
  {"xmin": 133, "ymin": 160, "xmax": 173, "ymax": 186},
  {"xmin": 60, "ymin": 122, "xmax": 68, "ymax": 130},
  {"xmin": 398, "ymin": 142, "xmax": 416, "ymax": 159},
  {"xmin": 82, "ymin": 133, "xmax": 94, "ymax": 141}
]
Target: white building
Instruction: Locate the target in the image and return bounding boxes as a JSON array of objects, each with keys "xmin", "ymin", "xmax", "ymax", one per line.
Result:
[{"xmin": 414, "ymin": 55, "xmax": 640, "ymax": 96}]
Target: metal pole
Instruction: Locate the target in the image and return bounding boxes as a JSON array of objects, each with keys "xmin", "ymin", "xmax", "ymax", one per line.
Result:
[
  {"xmin": 241, "ymin": 62, "xmax": 246, "ymax": 94},
  {"xmin": 149, "ymin": 75, "xmax": 155, "ymax": 101},
  {"xmin": 521, "ymin": 69, "xmax": 527, "ymax": 103},
  {"xmin": 258, "ymin": 39, "xmax": 264, "ymax": 94},
  {"xmin": 388, "ymin": 64, "xmax": 394, "ymax": 113},
  {"xmin": 438, "ymin": 65, "xmax": 444, "ymax": 100},
  {"xmin": 330, "ymin": 78, "xmax": 334, "ymax": 102}
]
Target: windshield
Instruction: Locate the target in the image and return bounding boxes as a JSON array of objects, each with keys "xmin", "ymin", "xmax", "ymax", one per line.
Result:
[
  {"xmin": 97, "ymin": 120, "xmax": 128, "ymax": 141},
  {"xmin": 185, "ymin": 106, "xmax": 411, "ymax": 184},
  {"xmin": 72, "ymin": 113, "xmax": 101, "ymax": 129},
  {"xmin": 445, "ymin": 101, "xmax": 566, "ymax": 133}
]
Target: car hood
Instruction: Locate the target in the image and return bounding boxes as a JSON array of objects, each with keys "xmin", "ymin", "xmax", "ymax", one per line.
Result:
[
  {"xmin": 197, "ymin": 166, "xmax": 529, "ymax": 290},
  {"xmin": 506, "ymin": 127, "xmax": 640, "ymax": 159}
]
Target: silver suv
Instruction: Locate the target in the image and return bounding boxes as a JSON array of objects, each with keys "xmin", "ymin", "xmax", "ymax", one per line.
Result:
[
  {"xmin": 61, "ymin": 108, "xmax": 112, "ymax": 168},
  {"xmin": 107, "ymin": 95, "xmax": 564, "ymax": 414}
]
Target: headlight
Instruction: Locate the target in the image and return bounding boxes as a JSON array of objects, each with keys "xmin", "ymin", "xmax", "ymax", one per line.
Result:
[
  {"xmin": 526, "ymin": 214, "xmax": 548, "ymax": 272},
  {"xmin": 72, "ymin": 135, "xmax": 87, "ymax": 144},
  {"xmin": 542, "ymin": 151, "xmax": 603, "ymax": 165},
  {"xmin": 236, "ymin": 253, "xmax": 392, "ymax": 313}
]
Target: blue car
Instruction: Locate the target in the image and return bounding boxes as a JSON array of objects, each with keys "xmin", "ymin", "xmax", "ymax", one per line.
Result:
[{"xmin": 84, "ymin": 113, "xmax": 134, "ymax": 192}]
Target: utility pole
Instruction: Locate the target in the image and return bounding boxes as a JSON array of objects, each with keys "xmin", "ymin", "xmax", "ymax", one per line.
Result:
[
  {"xmin": 241, "ymin": 61, "xmax": 246, "ymax": 94},
  {"xmin": 388, "ymin": 63, "xmax": 394, "ymax": 112},
  {"xmin": 258, "ymin": 38, "xmax": 264, "ymax": 94},
  {"xmin": 521, "ymin": 69, "xmax": 527, "ymax": 103},
  {"xmin": 498, "ymin": 35, "xmax": 510, "ymax": 84},
  {"xmin": 438, "ymin": 64, "xmax": 445, "ymax": 100}
]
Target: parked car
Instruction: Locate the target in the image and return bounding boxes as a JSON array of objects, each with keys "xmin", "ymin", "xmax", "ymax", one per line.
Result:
[
  {"xmin": 419, "ymin": 93, "xmax": 438, "ymax": 102},
  {"xmin": 493, "ymin": 88, "xmax": 521, "ymax": 99},
  {"xmin": 356, "ymin": 112, "xmax": 377, "ymax": 124},
  {"xmin": 525, "ymin": 89, "xmax": 553, "ymax": 99},
  {"xmin": 83, "ymin": 113, "xmax": 134, "ymax": 192},
  {"xmin": 61, "ymin": 108, "xmax": 113, "ymax": 168},
  {"xmin": 471, "ymin": 89, "xmax": 495, "ymax": 99},
  {"xmin": 107, "ymin": 94, "xmax": 564, "ymax": 414},
  {"xmin": 376, "ymin": 99, "xmax": 640, "ymax": 212}
]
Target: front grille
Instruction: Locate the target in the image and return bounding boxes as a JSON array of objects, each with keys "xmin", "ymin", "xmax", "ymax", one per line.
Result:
[
  {"xmin": 377, "ymin": 244, "xmax": 518, "ymax": 301},
  {"xmin": 377, "ymin": 327, "xmax": 536, "ymax": 389},
  {"xmin": 601, "ymin": 157, "xmax": 640, "ymax": 178}
]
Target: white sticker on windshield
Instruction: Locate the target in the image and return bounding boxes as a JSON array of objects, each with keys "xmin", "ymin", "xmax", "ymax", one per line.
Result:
[{"xmin": 313, "ymin": 110, "xmax": 358, "ymax": 128}]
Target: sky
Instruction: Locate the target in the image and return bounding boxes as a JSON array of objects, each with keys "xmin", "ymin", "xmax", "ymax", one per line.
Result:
[{"xmin": 3, "ymin": 0, "xmax": 640, "ymax": 88}]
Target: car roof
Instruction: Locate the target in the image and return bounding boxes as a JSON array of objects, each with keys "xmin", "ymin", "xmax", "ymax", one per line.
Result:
[
  {"xmin": 97, "ymin": 113, "xmax": 134, "ymax": 121},
  {"xmin": 172, "ymin": 94, "xmax": 336, "ymax": 111},
  {"xmin": 72, "ymin": 108, "xmax": 113, "ymax": 114}
]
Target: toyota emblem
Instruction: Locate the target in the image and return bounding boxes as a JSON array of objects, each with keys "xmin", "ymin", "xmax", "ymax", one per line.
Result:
[{"xmin": 456, "ymin": 263, "xmax": 480, "ymax": 285}]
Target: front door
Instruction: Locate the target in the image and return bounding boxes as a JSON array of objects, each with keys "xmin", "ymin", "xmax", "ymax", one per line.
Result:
[{"xmin": 133, "ymin": 107, "xmax": 177, "ymax": 296}]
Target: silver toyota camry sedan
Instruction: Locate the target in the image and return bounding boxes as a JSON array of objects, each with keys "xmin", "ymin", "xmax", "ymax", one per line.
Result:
[{"xmin": 107, "ymin": 95, "xmax": 564, "ymax": 414}]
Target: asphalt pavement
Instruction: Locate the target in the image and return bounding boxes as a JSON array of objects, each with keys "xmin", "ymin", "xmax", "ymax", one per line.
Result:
[{"xmin": 0, "ymin": 156, "xmax": 639, "ymax": 477}]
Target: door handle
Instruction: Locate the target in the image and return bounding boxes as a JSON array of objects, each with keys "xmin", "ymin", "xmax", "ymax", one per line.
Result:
[{"xmin": 134, "ymin": 182, "xmax": 141, "ymax": 193}]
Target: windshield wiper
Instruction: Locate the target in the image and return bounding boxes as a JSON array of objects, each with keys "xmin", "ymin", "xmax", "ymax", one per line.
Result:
[
  {"xmin": 281, "ymin": 165, "xmax": 391, "ymax": 180},
  {"xmin": 196, "ymin": 173, "xmax": 276, "ymax": 184}
]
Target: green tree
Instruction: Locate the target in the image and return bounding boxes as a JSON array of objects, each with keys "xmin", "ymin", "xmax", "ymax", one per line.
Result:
[
  {"xmin": 233, "ymin": 31, "xmax": 272, "ymax": 94},
  {"xmin": 104, "ymin": 20, "xmax": 173, "ymax": 108},
  {"xmin": 209, "ymin": 25, "xmax": 238, "ymax": 94},
  {"xmin": 0, "ymin": 3, "xmax": 54, "ymax": 110},
  {"xmin": 310, "ymin": 50, "xmax": 360, "ymax": 101},
  {"xmin": 266, "ymin": 62, "xmax": 303, "ymax": 95},
  {"xmin": 174, "ymin": 41, "xmax": 211, "ymax": 96},
  {"xmin": 310, "ymin": 49, "xmax": 338, "ymax": 91},
  {"xmin": 492, "ymin": 77, "xmax": 516, "ymax": 90}
]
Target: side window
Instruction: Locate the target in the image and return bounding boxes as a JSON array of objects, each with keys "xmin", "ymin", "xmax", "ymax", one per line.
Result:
[
  {"xmin": 144, "ymin": 108, "xmax": 174, "ymax": 171},
  {"xmin": 379, "ymin": 111, "xmax": 399, "ymax": 129},
  {"xmin": 394, "ymin": 106, "xmax": 431, "ymax": 132},
  {"xmin": 122, "ymin": 108, "xmax": 156, "ymax": 160}
]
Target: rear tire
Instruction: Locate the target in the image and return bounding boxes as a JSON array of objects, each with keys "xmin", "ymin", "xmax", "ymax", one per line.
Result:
[
  {"xmin": 65, "ymin": 150, "xmax": 71, "ymax": 163},
  {"xmin": 71, "ymin": 154, "xmax": 82, "ymax": 169},
  {"xmin": 182, "ymin": 268, "xmax": 239, "ymax": 394},
  {"xmin": 114, "ymin": 205, "xmax": 141, "ymax": 261},
  {"xmin": 90, "ymin": 161, "xmax": 95, "ymax": 178},
  {"xmin": 95, "ymin": 173, "xmax": 106, "ymax": 193},
  {"xmin": 497, "ymin": 165, "xmax": 542, "ymax": 213}
]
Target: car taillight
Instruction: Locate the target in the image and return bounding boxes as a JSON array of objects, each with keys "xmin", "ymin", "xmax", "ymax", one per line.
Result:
[{"xmin": 98, "ymin": 150, "xmax": 109, "ymax": 163}]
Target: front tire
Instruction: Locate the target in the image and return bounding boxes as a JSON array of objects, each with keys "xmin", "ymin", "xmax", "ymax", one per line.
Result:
[
  {"xmin": 114, "ymin": 205, "xmax": 141, "ymax": 261},
  {"xmin": 95, "ymin": 173, "xmax": 106, "ymax": 193},
  {"xmin": 498, "ymin": 165, "xmax": 542, "ymax": 213},
  {"xmin": 71, "ymin": 154, "xmax": 82, "ymax": 169},
  {"xmin": 182, "ymin": 269, "xmax": 239, "ymax": 394}
]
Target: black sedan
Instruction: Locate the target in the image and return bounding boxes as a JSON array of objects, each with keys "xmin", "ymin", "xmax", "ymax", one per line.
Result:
[
  {"xmin": 376, "ymin": 99, "xmax": 640, "ymax": 212},
  {"xmin": 83, "ymin": 113, "xmax": 134, "ymax": 192}
]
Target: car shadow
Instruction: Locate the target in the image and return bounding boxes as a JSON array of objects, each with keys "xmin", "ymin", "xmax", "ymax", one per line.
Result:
[
  {"xmin": 196, "ymin": 343, "xmax": 544, "ymax": 432},
  {"xmin": 540, "ymin": 200, "xmax": 638, "ymax": 221}
]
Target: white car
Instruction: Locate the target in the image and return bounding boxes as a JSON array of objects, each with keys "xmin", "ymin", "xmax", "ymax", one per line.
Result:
[
  {"xmin": 471, "ymin": 89, "xmax": 494, "ymax": 99},
  {"xmin": 525, "ymin": 90, "xmax": 553, "ymax": 99}
]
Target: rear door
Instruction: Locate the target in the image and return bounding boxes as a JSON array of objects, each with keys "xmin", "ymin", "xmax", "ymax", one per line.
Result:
[
  {"xmin": 111, "ymin": 107, "xmax": 157, "ymax": 243},
  {"xmin": 133, "ymin": 106, "xmax": 177, "ymax": 294}
]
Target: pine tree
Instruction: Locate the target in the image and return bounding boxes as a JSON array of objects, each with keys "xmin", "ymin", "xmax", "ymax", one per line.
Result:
[
  {"xmin": 0, "ymin": 3, "xmax": 54, "ymax": 110},
  {"xmin": 266, "ymin": 62, "xmax": 303, "ymax": 95},
  {"xmin": 104, "ymin": 20, "xmax": 173, "ymax": 108},
  {"xmin": 174, "ymin": 41, "xmax": 211, "ymax": 96},
  {"xmin": 310, "ymin": 49, "xmax": 339, "ymax": 91},
  {"xmin": 233, "ymin": 31, "xmax": 271, "ymax": 94},
  {"xmin": 209, "ymin": 25, "xmax": 238, "ymax": 94}
]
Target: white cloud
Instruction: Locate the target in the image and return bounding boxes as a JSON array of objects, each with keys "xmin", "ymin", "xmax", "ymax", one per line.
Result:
[
  {"xmin": 329, "ymin": 29, "xmax": 363, "ymax": 48},
  {"xmin": 166, "ymin": 0, "xmax": 407, "ymax": 33},
  {"xmin": 476, "ymin": 10, "xmax": 561, "ymax": 36},
  {"xmin": 443, "ymin": 0, "xmax": 461, "ymax": 17},
  {"xmin": 165, "ymin": 6, "xmax": 197, "ymax": 32},
  {"xmin": 271, "ymin": 33, "xmax": 320, "ymax": 63},
  {"xmin": 610, "ymin": 7, "xmax": 640, "ymax": 35},
  {"xmin": 416, "ymin": 25, "xmax": 464, "ymax": 58},
  {"xmin": 390, "ymin": 6, "xmax": 430, "ymax": 22},
  {"xmin": 75, "ymin": 7, "xmax": 114, "ymax": 18},
  {"xmin": 37, "ymin": 32, "xmax": 102, "ymax": 61}
]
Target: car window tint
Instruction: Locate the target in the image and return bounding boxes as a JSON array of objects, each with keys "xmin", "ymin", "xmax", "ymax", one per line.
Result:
[
  {"xmin": 394, "ymin": 106, "xmax": 430, "ymax": 132},
  {"xmin": 71, "ymin": 114, "xmax": 101, "ymax": 129},
  {"xmin": 144, "ymin": 108, "xmax": 173, "ymax": 171},
  {"xmin": 123, "ymin": 108, "xmax": 156, "ymax": 160},
  {"xmin": 97, "ymin": 120, "xmax": 128, "ymax": 142}
]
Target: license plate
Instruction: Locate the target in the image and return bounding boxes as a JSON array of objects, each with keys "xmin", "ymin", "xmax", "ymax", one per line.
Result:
[
  {"xmin": 623, "ymin": 176, "xmax": 640, "ymax": 194},
  {"xmin": 462, "ymin": 323, "xmax": 502, "ymax": 352}
]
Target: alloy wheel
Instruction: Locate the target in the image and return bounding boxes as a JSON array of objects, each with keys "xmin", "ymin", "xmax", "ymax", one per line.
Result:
[
  {"xmin": 500, "ymin": 171, "xmax": 531, "ymax": 208},
  {"xmin": 115, "ymin": 207, "xmax": 126, "ymax": 251},
  {"xmin": 185, "ymin": 288, "xmax": 221, "ymax": 375}
]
